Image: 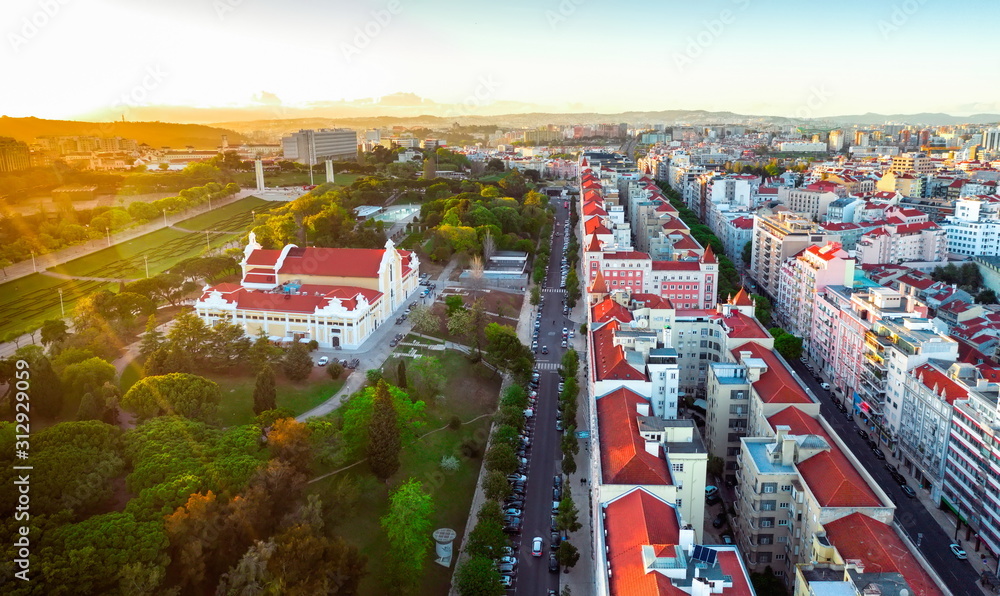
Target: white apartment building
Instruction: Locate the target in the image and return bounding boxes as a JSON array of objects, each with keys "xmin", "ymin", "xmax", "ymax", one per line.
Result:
[
  {"xmin": 281, "ymin": 128, "xmax": 358, "ymax": 163},
  {"xmin": 942, "ymin": 195, "xmax": 1000, "ymax": 257}
]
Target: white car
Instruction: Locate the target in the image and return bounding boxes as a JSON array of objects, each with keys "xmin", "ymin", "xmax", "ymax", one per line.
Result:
[
  {"xmin": 950, "ymin": 543, "xmax": 967, "ymax": 560},
  {"xmin": 531, "ymin": 536, "xmax": 543, "ymax": 556},
  {"xmin": 317, "ymin": 356, "xmax": 329, "ymax": 366}
]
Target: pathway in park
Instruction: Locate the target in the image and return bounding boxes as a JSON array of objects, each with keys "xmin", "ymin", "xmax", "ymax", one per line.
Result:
[{"xmin": 1, "ymin": 189, "xmax": 257, "ymax": 284}]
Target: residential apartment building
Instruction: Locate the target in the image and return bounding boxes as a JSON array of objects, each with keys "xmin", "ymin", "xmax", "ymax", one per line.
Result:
[
  {"xmin": 858, "ymin": 318, "xmax": 958, "ymax": 449},
  {"xmin": 776, "ymin": 243, "xmax": 854, "ymax": 341},
  {"xmin": 735, "ymin": 408, "xmax": 894, "ymax": 586},
  {"xmin": 281, "ymin": 128, "xmax": 358, "ymax": 163},
  {"xmin": 889, "ymin": 152, "xmax": 936, "ymax": 175},
  {"xmin": 778, "ymin": 183, "xmax": 842, "ymax": 220},
  {"xmin": 946, "ymin": 388, "xmax": 1000, "ymax": 557},
  {"xmin": 194, "ymin": 235, "xmax": 418, "ymax": 349},
  {"xmin": 855, "ymin": 220, "xmax": 947, "ymax": 266},
  {"xmin": 749, "ymin": 212, "xmax": 830, "ymax": 299},
  {"xmin": 942, "ymin": 195, "xmax": 1000, "ymax": 257},
  {"xmin": 0, "ymin": 137, "xmax": 31, "ymax": 172}
]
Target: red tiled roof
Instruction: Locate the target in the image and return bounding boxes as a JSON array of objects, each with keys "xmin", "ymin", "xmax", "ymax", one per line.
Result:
[
  {"xmin": 824, "ymin": 513, "xmax": 944, "ymax": 596},
  {"xmin": 592, "ymin": 297, "xmax": 633, "ymax": 324},
  {"xmin": 730, "ymin": 287, "xmax": 754, "ymax": 306},
  {"xmin": 651, "ymin": 261, "xmax": 701, "ymax": 271},
  {"xmin": 631, "ymin": 293, "xmax": 673, "ymax": 309},
  {"xmin": 245, "ymin": 249, "xmax": 281, "ymax": 266},
  {"xmin": 274, "ymin": 247, "xmax": 386, "ymax": 278},
  {"xmin": 584, "ymin": 203, "xmax": 609, "ymax": 216},
  {"xmin": 723, "ymin": 311, "xmax": 769, "ymax": 339},
  {"xmin": 717, "ymin": 551, "xmax": 754, "ymax": 596},
  {"xmin": 729, "ymin": 216, "xmax": 755, "ymax": 230},
  {"xmin": 585, "ymin": 217, "xmax": 612, "ymax": 235},
  {"xmin": 734, "ymin": 342, "xmax": 811, "ymax": 404},
  {"xmin": 592, "ymin": 320, "xmax": 646, "ymax": 381},
  {"xmin": 587, "ymin": 234, "xmax": 604, "ymax": 252},
  {"xmin": 604, "ymin": 251, "xmax": 650, "ymax": 261},
  {"xmin": 597, "ymin": 388, "xmax": 672, "ymax": 485},
  {"xmin": 913, "ymin": 364, "xmax": 967, "ymax": 405},
  {"xmin": 671, "ymin": 235, "xmax": 701, "ymax": 250},
  {"xmin": 201, "ymin": 284, "xmax": 382, "ymax": 314},
  {"xmin": 604, "ymin": 489, "xmax": 684, "ymax": 596},
  {"xmin": 767, "ymin": 408, "xmax": 881, "ymax": 508},
  {"xmin": 590, "ymin": 269, "xmax": 609, "ymax": 295}
]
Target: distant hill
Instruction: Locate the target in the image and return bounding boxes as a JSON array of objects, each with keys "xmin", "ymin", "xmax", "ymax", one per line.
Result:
[
  {"xmin": 0, "ymin": 116, "xmax": 247, "ymax": 149},
  {"xmin": 820, "ymin": 112, "xmax": 1000, "ymax": 126}
]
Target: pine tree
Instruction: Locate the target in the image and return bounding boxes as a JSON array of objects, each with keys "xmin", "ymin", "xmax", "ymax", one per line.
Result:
[
  {"xmin": 253, "ymin": 365, "xmax": 277, "ymax": 415},
  {"xmin": 282, "ymin": 341, "xmax": 313, "ymax": 382},
  {"xmin": 397, "ymin": 359, "xmax": 407, "ymax": 388},
  {"xmin": 138, "ymin": 314, "xmax": 163, "ymax": 358},
  {"xmin": 368, "ymin": 380, "xmax": 401, "ymax": 484}
]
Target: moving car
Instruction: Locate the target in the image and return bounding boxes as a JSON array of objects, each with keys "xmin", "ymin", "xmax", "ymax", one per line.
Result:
[
  {"xmin": 541, "ymin": 346, "xmax": 549, "ymax": 354},
  {"xmin": 531, "ymin": 537, "xmax": 543, "ymax": 557},
  {"xmin": 950, "ymin": 543, "xmax": 968, "ymax": 560}
]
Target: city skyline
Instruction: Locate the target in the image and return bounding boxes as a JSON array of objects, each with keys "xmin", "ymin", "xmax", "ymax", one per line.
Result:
[{"xmin": 3, "ymin": 0, "xmax": 1000, "ymax": 122}]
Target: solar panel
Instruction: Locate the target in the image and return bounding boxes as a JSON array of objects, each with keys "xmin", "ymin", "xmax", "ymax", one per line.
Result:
[{"xmin": 691, "ymin": 545, "xmax": 718, "ymax": 565}]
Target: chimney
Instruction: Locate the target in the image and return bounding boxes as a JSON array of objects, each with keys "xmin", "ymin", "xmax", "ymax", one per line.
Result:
[
  {"xmin": 645, "ymin": 440, "xmax": 660, "ymax": 457},
  {"xmin": 782, "ymin": 435, "xmax": 797, "ymax": 466},
  {"xmin": 636, "ymin": 402, "xmax": 651, "ymax": 417}
]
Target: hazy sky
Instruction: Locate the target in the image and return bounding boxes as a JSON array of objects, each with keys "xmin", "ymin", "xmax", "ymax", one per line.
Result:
[{"xmin": 2, "ymin": 0, "xmax": 999, "ymax": 120}]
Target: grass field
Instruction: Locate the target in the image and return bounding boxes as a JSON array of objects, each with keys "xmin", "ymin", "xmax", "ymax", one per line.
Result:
[
  {"xmin": 232, "ymin": 171, "xmax": 361, "ymax": 188},
  {"xmin": 173, "ymin": 196, "xmax": 274, "ymax": 232},
  {"xmin": 0, "ymin": 198, "xmax": 270, "ymax": 341},
  {"xmin": 119, "ymin": 362, "xmax": 344, "ymax": 427},
  {"xmin": 309, "ymin": 350, "xmax": 499, "ymax": 596}
]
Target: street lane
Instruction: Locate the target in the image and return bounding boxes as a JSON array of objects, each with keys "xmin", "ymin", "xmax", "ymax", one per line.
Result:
[{"xmin": 513, "ymin": 200, "xmax": 570, "ymax": 595}]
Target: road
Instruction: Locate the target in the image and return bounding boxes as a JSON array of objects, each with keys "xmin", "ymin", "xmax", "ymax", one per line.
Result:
[
  {"xmin": 788, "ymin": 358, "xmax": 982, "ymax": 596},
  {"xmin": 512, "ymin": 201, "xmax": 572, "ymax": 595}
]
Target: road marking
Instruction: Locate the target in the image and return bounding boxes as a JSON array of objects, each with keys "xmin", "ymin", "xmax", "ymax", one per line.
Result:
[{"xmin": 535, "ymin": 362, "xmax": 561, "ymax": 371}]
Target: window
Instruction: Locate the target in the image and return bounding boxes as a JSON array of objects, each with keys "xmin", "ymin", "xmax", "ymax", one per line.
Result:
[
  {"xmin": 758, "ymin": 552, "xmax": 772, "ymax": 564},
  {"xmin": 780, "ymin": 485, "xmax": 792, "ymax": 492},
  {"xmin": 761, "ymin": 482, "xmax": 777, "ymax": 494},
  {"xmin": 676, "ymin": 498, "xmax": 682, "ymax": 508},
  {"xmin": 779, "ymin": 502, "xmax": 790, "ymax": 509},
  {"xmin": 760, "ymin": 518, "xmax": 774, "ymax": 528},
  {"xmin": 671, "ymin": 463, "xmax": 684, "ymax": 472},
  {"xmin": 759, "ymin": 534, "xmax": 773, "ymax": 545},
  {"xmin": 761, "ymin": 500, "xmax": 776, "ymax": 511},
  {"xmin": 775, "ymin": 554, "xmax": 786, "ymax": 561},
  {"xmin": 778, "ymin": 519, "xmax": 789, "ymax": 526}
]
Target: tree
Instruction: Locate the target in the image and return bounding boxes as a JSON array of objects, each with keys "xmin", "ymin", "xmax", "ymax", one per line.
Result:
[
  {"xmin": 484, "ymin": 442, "xmax": 517, "ymax": 475},
  {"xmin": 484, "ymin": 322, "xmax": 532, "ymax": 380},
  {"xmin": 447, "ymin": 308, "xmax": 473, "ymax": 339},
  {"xmin": 22, "ymin": 353, "xmax": 63, "ymax": 418},
  {"xmin": 369, "ymin": 380, "xmax": 401, "ymax": 484},
  {"xmin": 60, "ymin": 356, "xmax": 116, "ymax": 402},
  {"xmin": 268, "ymin": 417, "xmax": 313, "ymax": 473},
  {"xmin": 397, "ymin": 359, "xmax": 407, "ymax": 388},
  {"xmin": 556, "ymin": 494, "xmax": 582, "ymax": 534},
  {"xmin": 166, "ymin": 312, "xmax": 212, "ymax": 365},
  {"xmin": 562, "ymin": 450, "xmax": 577, "ymax": 476},
  {"xmin": 249, "ymin": 331, "xmax": 282, "ymax": 371},
  {"xmin": 774, "ymin": 332, "xmax": 803, "ymax": 361},
  {"xmin": 707, "ymin": 455, "xmax": 724, "ymax": 480},
  {"xmin": 482, "ymin": 469, "xmax": 512, "ymax": 501},
  {"xmin": 409, "ymin": 304, "xmax": 439, "ymax": 335},
  {"xmin": 750, "ymin": 293, "xmax": 772, "ymax": 327},
  {"xmin": 978, "ymin": 288, "xmax": 998, "ymax": 304},
  {"xmin": 556, "ymin": 540, "xmax": 580, "ymax": 572},
  {"xmin": 266, "ymin": 521, "xmax": 367, "ymax": 594},
  {"xmin": 455, "ymin": 555, "xmax": 504, "ymax": 596},
  {"xmin": 121, "ymin": 373, "xmax": 221, "ymax": 422},
  {"xmin": 282, "ymin": 341, "xmax": 314, "ymax": 382},
  {"xmin": 253, "ymin": 365, "xmax": 277, "ymax": 415},
  {"xmin": 464, "ymin": 501, "xmax": 507, "ymax": 560},
  {"xmin": 445, "ymin": 295, "xmax": 465, "ymax": 315},
  {"xmin": 498, "ymin": 169, "xmax": 527, "ymax": 199},
  {"xmin": 380, "ymin": 478, "xmax": 435, "ymax": 593},
  {"xmin": 751, "ymin": 566, "xmax": 786, "ymax": 595},
  {"xmin": 326, "ymin": 361, "xmax": 345, "ymax": 379},
  {"xmin": 741, "ymin": 241, "xmax": 752, "ymax": 266},
  {"xmin": 76, "ymin": 391, "xmax": 105, "ymax": 421},
  {"xmin": 137, "ymin": 314, "xmax": 163, "ymax": 358},
  {"xmin": 408, "ymin": 356, "xmax": 446, "ymax": 401},
  {"xmin": 530, "ymin": 286, "xmax": 541, "ymax": 306},
  {"xmin": 40, "ymin": 318, "xmax": 69, "ymax": 347},
  {"xmin": 468, "ymin": 254, "xmax": 485, "ymax": 291}
]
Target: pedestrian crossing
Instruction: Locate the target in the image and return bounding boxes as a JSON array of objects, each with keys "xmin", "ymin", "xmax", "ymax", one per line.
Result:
[
  {"xmin": 535, "ymin": 362, "xmax": 561, "ymax": 371},
  {"xmin": 541, "ymin": 288, "xmax": 565, "ymax": 294}
]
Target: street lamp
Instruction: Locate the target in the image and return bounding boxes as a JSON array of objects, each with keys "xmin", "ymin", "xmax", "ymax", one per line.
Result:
[
  {"xmin": 163, "ymin": 209, "xmax": 167, "ymax": 226},
  {"xmin": 205, "ymin": 230, "xmax": 210, "ymax": 250},
  {"xmin": 144, "ymin": 255, "xmax": 149, "ymax": 278},
  {"xmin": 30, "ymin": 250, "xmax": 36, "ymax": 272},
  {"xmin": 58, "ymin": 289, "xmax": 64, "ymax": 316},
  {"xmin": 106, "ymin": 227, "xmax": 111, "ymax": 247}
]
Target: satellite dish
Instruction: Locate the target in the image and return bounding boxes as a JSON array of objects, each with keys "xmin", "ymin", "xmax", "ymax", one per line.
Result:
[
  {"xmin": 637, "ymin": 319, "xmax": 649, "ymax": 328},
  {"xmin": 629, "ymin": 320, "xmax": 638, "ymax": 328}
]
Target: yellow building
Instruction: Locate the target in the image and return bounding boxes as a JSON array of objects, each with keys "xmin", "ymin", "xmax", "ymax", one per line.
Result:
[{"xmin": 194, "ymin": 234, "xmax": 419, "ymax": 348}]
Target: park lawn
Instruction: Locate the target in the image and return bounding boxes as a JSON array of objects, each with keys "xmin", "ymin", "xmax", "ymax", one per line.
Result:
[
  {"xmin": 0, "ymin": 274, "xmax": 112, "ymax": 340},
  {"xmin": 213, "ymin": 372, "xmax": 344, "ymax": 427},
  {"xmin": 174, "ymin": 196, "xmax": 271, "ymax": 231},
  {"xmin": 232, "ymin": 171, "xmax": 361, "ymax": 188},
  {"xmin": 309, "ymin": 350, "xmax": 500, "ymax": 596}
]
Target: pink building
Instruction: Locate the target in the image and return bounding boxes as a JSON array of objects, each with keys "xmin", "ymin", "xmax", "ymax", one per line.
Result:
[{"xmin": 776, "ymin": 242, "xmax": 855, "ymax": 340}]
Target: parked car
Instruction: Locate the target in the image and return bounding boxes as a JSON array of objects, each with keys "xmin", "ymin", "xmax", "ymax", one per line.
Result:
[
  {"xmin": 553, "ymin": 487, "xmax": 562, "ymax": 500},
  {"xmin": 857, "ymin": 429, "xmax": 869, "ymax": 441},
  {"xmin": 531, "ymin": 537, "xmax": 543, "ymax": 557},
  {"xmin": 722, "ymin": 535, "xmax": 734, "ymax": 544},
  {"xmin": 498, "ymin": 556, "xmax": 517, "ymax": 566},
  {"xmin": 499, "ymin": 575, "xmax": 513, "ymax": 588},
  {"xmin": 950, "ymin": 543, "xmax": 968, "ymax": 560},
  {"xmin": 561, "ymin": 339, "xmax": 568, "ymax": 348},
  {"xmin": 550, "ymin": 532, "xmax": 561, "ymax": 550},
  {"xmin": 503, "ymin": 508, "xmax": 522, "ymax": 517},
  {"xmin": 555, "ymin": 420, "xmax": 563, "ymax": 432},
  {"xmin": 553, "ymin": 475, "xmax": 563, "ymax": 489},
  {"xmin": 317, "ymin": 356, "xmax": 329, "ymax": 366},
  {"xmin": 901, "ymin": 485, "xmax": 916, "ymax": 498},
  {"xmin": 389, "ymin": 338, "xmax": 399, "ymax": 347},
  {"xmin": 871, "ymin": 448, "xmax": 886, "ymax": 460},
  {"xmin": 820, "ymin": 382, "xmax": 830, "ymax": 390},
  {"xmin": 497, "ymin": 563, "xmax": 516, "ymax": 574},
  {"xmin": 549, "ymin": 553, "xmax": 560, "ymax": 573},
  {"xmin": 712, "ymin": 514, "xmax": 725, "ymax": 528}
]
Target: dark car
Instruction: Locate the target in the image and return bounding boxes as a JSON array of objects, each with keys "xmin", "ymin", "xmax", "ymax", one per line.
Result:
[
  {"xmin": 871, "ymin": 448, "xmax": 886, "ymax": 460},
  {"xmin": 505, "ymin": 500, "xmax": 524, "ymax": 509},
  {"xmin": 550, "ymin": 532, "xmax": 561, "ymax": 550},
  {"xmin": 503, "ymin": 520, "xmax": 522, "ymax": 534},
  {"xmin": 706, "ymin": 494, "xmax": 721, "ymax": 506},
  {"xmin": 554, "ymin": 475, "xmax": 563, "ymax": 489},
  {"xmin": 712, "ymin": 514, "xmax": 725, "ymax": 528},
  {"xmin": 901, "ymin": 485, "xmax": 916, "ymax": 498},
  {"xmin": 550, "ymin": 516, "xmax": 558, "ymax": 532},
  {"xmin": 548, "ymin": 553, "xmax": 559, "ymax": 573},
  {"xmin": 857, "ymin": 429, "xmax": 869, "ymax": 441},
  {"xmin": 553, "ymin": 487, "xmax": 562, "ymax": 501},
  {"xmin": 389, "ymin": 338, "xmax": 399, "ymax": 347},
  {"xmin": 892, "ymin": 472, "xmax": 907, "ymax": 486}
]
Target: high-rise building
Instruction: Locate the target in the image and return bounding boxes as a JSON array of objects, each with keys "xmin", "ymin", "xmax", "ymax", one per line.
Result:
[
  {"xmin": 281, "ymin": 128, "xmax": 358, "ymax": 164},
  {"xmin": 749, "ymin": 212, "xmax": 829, "ymax": 299},
  {"xmin": 983, "ymin": 128, "xmax": 1000, "ymax": 152},
  {"xmin": 0, "ymin": 137, "xmax": 31, "ymax": 172}
]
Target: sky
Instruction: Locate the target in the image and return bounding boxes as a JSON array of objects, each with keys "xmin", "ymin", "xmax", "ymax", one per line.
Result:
[{"xmin": 2, "ymin": 0, "xmax": 999, "ymax": 121}]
